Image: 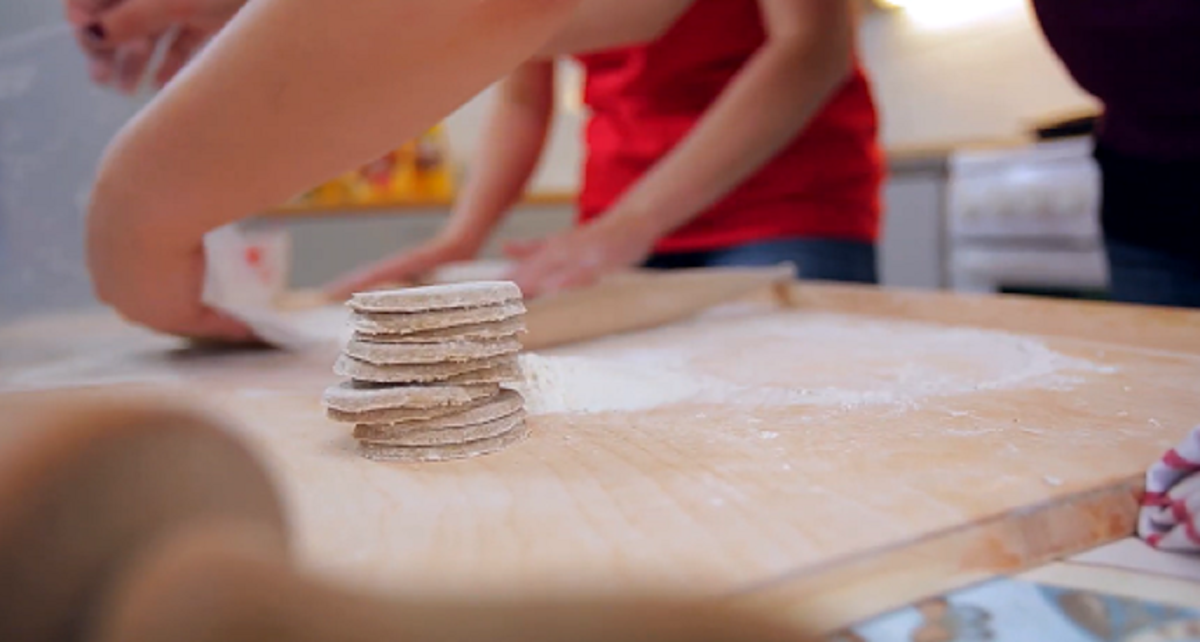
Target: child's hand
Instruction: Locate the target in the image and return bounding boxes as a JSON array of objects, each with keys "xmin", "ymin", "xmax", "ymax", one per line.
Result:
[{"xmin": 86, "ymin": 215, "xmax": 254, "ymax": 341}]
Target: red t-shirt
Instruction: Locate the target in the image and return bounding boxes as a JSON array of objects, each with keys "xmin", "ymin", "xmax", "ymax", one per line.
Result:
[{"xmin": 574, "ymin": 1, "xmax": 884, "ymax": 254}]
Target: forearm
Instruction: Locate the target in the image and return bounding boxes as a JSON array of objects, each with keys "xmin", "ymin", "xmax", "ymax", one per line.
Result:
[
  {"xmin": 604, "ymin": 15, "xmax": 854, "ymax": 238},
  {"xmin": 88, "ymin": 0, "xmax": 579, "ymax": 248},
  {"xmin": 442, "ymin": 62, "xmax": 556, "ymax": 248}
]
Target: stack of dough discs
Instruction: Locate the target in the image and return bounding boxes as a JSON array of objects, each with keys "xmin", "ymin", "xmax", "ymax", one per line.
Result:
[{"xmin": 322, "ymin": 281, "xmax": 529, "ymax": 462}]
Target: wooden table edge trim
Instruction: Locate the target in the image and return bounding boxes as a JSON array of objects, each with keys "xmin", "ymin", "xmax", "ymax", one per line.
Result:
[
  {"xmin": 728, "ymin": 477, "xmax": 1142, "ymax": 635},
  {"xmin": 259, "ymin": 190, "xmax": 576, "ymax": 218},
  {"xmin": 787, "ymin": 282, "xmax": 1200, "ymax": 356}
]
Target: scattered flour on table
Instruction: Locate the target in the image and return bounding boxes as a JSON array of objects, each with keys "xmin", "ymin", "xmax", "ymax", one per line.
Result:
[
  {"xmin": 513, "ymin": 354, "xmax": 703, "ymax": 415},
  {"xmin": 512, "ymin": 310, "xmax": 1112, "ymax": 416}
]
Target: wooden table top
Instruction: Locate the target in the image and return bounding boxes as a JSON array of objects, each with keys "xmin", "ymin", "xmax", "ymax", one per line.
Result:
[{"xmin": 3, "ymin": 283, "xmax": 1199, "ymax": 635}]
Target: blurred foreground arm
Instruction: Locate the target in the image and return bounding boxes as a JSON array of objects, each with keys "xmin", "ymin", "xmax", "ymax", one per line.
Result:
[{"xmin": 86, "ymin": 0, "xmax": 580, "ymax": 338}]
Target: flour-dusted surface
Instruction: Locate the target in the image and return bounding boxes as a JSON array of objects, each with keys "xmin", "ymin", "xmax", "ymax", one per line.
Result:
[
  {"xmin": 514, "ymin": 307, "xmax": 1111, "ymax": 416},
  {"xmin": 5, "ymin": 296, "xmax": 1200, "ymax": 604},
  {"xmin": 0, "ymin": 305, "xmax": 350, "ymax": 393}
]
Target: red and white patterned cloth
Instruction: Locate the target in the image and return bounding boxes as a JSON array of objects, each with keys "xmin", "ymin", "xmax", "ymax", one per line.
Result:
[{"xmin": 1139, "ymin": 425, "xmax": 1200, "ymax": 552}]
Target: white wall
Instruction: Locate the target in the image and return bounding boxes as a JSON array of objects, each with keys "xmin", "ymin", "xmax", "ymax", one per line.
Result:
[
  {"xmin": 443, "ymin": 59, "xmax": 587, "ymax": 194},
  {"xmin": 0, "ymin": 0, "xmax": 1105, "ymax": 314},
  {"xmin": 439, "ymin": 0, "xmax": 1100, "ymax": 194},
  {"xmin": 859, "ymin": 0, "xmax": 1097, "ymax": 149},
  {"xmin": 0, "ymin": 2, "xmax": 149, "ymax": 321}
]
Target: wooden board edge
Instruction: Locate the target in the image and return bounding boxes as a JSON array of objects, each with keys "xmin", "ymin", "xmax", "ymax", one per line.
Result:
[
  {"xmin": 785, "ymin": 283, "xmax": 1200, "ymax": 356},
  {"xmin": 1018, "ymin": 562, "xmax": 1200, "ymax": 610},
  {"xmin": 726, "ymin": 478, "xmax": 1142, "ymax": 636}
]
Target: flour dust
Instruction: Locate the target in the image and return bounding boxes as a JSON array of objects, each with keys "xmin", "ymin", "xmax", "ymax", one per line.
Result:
[{"xmin": 511, "ymin": 309, "xmax": 1112, "ymax": 416}]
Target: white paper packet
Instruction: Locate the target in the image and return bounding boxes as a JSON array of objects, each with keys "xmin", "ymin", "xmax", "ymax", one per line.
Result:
[{"xmin": 201, "ymin": 223, "xmax": 318, "ymax": 351}]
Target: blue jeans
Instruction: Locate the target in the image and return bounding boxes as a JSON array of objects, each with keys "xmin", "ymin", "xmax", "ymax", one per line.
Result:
[
  {"xmin": 643, "ymin": 237, "xmax": 878, "ymax": 284},
  {"xmin": 1105, "ymin": 239, "xmax": 1200, "ymax": 309}
]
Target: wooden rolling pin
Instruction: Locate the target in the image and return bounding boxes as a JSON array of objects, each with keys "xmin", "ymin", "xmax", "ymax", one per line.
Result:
[
  {"xmin": 0, "ymin": 392, "xmax": 814, "ymax": 642},
  {"xmin": 519, "ymin": 263, "xmax": 797, "ymax": 351},
  {"xmin": 283, "ymin": 263, "xmax": 797, "ymax": 351}
]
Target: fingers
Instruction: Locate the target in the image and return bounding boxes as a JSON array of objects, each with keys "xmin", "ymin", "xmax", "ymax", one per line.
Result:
[
  {"xmin": 322, "ymin": 251, "xmax": 436, "ymax": 301},
  {"xmin": 154, "ymin": 26, "xmax": 206, "ymax": 87},
  {"xmin": 75, "ymin": 24, "xmax": 118, "ymax": 77},
  {"xmin": 65, "ymin": 0, "xmax": 119, "ymax": 25},
  {"xmin": 114, "ymin": 37, "xmax": 156, "ymax": 94},
  {"xmin": 73, "ymin": 12, "xmax": 157, "ymax": 93},
  {"xmin": 539, "ymin": 264, "xmax": 600, "ymax": 295},
  {"xmin": 506, "ymin": 252, "xmax": 599, "ymax": 299},
  {"xmin": 86, "ymin": 0, "xmax": 185, "ymax": 47},
  {"xmin": 503, "ymin": 232, "xmax": 610, "ymax": 297},
  {"xmin": 86, "ymin": 51, "xmax": 118, "ymax": 85},
  {"xmin": 66, "ymin": 4, "xmax": 95, "ymax": 27},
  {"xmin": 187, "ymin": 307, "xmax": 257, "ymax": 342},
  {"xmin": 502, "ymin": 238, "xmax": 546, "ymax": 260}
]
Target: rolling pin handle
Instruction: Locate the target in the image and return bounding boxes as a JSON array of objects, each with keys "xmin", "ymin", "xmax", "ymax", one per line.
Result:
[{"xmin": 770, "ymin": 261, "xmax": 799, "ymax": 308}]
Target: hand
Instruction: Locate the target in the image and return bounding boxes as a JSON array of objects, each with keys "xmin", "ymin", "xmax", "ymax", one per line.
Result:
[
  {"xmin": 502, "ymin": 216, "xmax": 658, "ymax": 298},
  {"xmin": 86, "ymin": 211, "xmax": 254, "ymax": 342},
  {"xmin": 322, "ymin": 234, "xmax": 481, "ymax": 301},
  {"xmin": 64, "ymin": 0, "xmax": 245, "ymax": 93}
]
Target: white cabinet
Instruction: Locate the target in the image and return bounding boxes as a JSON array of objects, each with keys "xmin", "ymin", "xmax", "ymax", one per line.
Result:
[
  {"xmin": 879, "ymin": 162, "xmax": 949, "ymax": 290},
  {"xmin": 282, "ymin": 204, "xmax": 574, "ymax": 289}
]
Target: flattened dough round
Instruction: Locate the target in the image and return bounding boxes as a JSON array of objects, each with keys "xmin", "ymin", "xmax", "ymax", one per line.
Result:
[
  {"xmin": 348, "ymin": 281, "xmax": 522, "ymax": 314},
  {"xmin": 351, "ymin": 300, "xmax": 526, "ymax": 336},
  {"xmin": 438, "ymin": 361, "xmax": 523, "ymax": 386},
  {"xmin": 335, "ymin": 354, "xmax": 520, "ymax": 384},
  {"xmin": 354, "ymin": 408, "xmax": 525, "ymax": 447},
  {"xmin": 340, "ymin": 388, "xmax": 522, "ymax": 428},
  {"xmin": 327, "ymin": 387, "xmax": 502, "ymax": 424},
  {"xmin": 351, "ymin": 317, "xmax": 526, "ymax": 344},
  {"xmin": 322, "ymin": 380, "xmax": 499, "ymax": 413},
  {"xmin": 344, "ymin": 336, "xmax": 522, "ymax": 365},
  {"xmin": 356, "ymin": 421, "xmax": 530, "ymax": 462}
]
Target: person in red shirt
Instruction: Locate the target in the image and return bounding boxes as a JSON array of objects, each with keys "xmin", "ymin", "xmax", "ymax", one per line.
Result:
[
  {"xmin": 327, "ymin": 1, "xmax": 884, "ymax": 298},
  {"xmin": 67, "ymin": 0, "xmax": 879, "ymax": 339}
]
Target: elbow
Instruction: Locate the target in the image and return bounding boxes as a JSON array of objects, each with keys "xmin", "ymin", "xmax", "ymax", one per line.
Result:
[{"xmin": 768, "ymin": 23, "xmax": 855, "ymax": 87}]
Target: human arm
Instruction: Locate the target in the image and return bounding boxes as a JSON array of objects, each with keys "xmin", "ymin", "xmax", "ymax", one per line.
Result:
[
  {"xmin": 507, "ymin": 0, "xmax": 858, "ymax": 296},
  {"xmin": 323, "ymin": 60, "xmax": 557, "ymax": 299},
  {"xmin": 86, "ymin": 0, "xmax": 580, "ymax": 339}
]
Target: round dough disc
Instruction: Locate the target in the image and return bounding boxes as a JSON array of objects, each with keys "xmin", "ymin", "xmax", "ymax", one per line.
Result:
[
  {"xmin": 348, "ymin": 281, "xmax": 522, "ymax": 314},
  {"xmin": 340, "ymin": 388, "xmax": 524, "ymax": 428},
  {"xmin": 357, "ymin": 421, "xmax": 530, "ymax": 463},
  {"xmin": 355, "ymin": 409, "xmax": 525, "ymax": 447},
  {"xmin": 322, "ymin": 380, "xmax": 499, "ymax": 413},
  {"xmin": 351, "ymin": 300, "xmax": 526, "ymax": 336}
]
